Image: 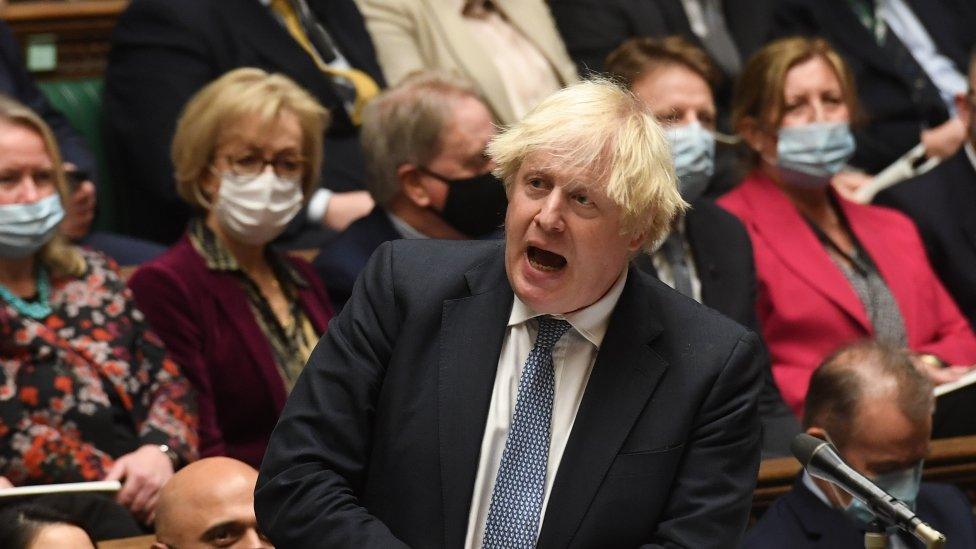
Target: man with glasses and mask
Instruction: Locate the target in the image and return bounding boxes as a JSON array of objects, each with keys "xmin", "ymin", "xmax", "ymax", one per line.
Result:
[
  {"xmin": 745, "ymin": 341, "xmax": 976, "ymax": 548},
  {"xmin": 875, "ymin": 52, "xmax": 976, "ymax": 332},
  {"xmin": 313, "ymin": 71, "xmax": 506, "ymax": 309},
  {"xmin": 605, "ymin": 37, "xmax": 799, "ymax": 456}
]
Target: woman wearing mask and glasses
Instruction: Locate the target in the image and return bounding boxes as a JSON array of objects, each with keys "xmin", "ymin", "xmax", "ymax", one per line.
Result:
[
  {"xmin": 129, "ymin": 68, "xmax": 334, "ymax": 468},
  {"xmin": 717, "ymin": 37, "xmax": 976, "ymax": 418},
  {"xmin": 0, "ymin": 96, "xmax": 197, "ymax": 529}
]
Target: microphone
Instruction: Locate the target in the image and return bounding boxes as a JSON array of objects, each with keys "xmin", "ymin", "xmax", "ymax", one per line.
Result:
[{"xmin": 791, "ymin": 434, "xmax": 946, "ymax": 548}]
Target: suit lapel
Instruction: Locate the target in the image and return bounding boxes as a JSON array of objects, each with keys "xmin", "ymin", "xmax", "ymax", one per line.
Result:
[
  {"xmin": 231, "ymin": 0, "xmax": 338, "ymax": 104},
  {"xmin": 439, "ymin": 248, "xmax": 514, "ymax": 548},
  {"xmin": 537, "ymin": 270, "xmax": 667, "ymax": 547},
  {"xmin": 423, "ymin": 0, "xmax": 517, "ymax": 124},
  {"xmin": 200, "ymin": 268, "xmax": 288, "ymax": 409},
  {"xmin": 739, "ymin": 175, "xmax": 871, "ymax": 331}
]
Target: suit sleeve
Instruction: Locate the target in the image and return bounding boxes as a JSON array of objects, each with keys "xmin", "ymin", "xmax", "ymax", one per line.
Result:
[
  {"xmin": 103, "ymin": 0, "xmax": 215, "ymax": 243},
  {"xmin": 357, "ymin": 0, "xmax": 426, "ymax": 86},
  {"xmin": 646, "ymin": 331, "xmax": 764, "ymax": 548},
  {"xmin": 0, "ymin": 22, "xmax": 96, "ymax": 179},
  {"xmin": 128, "ymin": 263, "xmax": 227, "ymax": 459},
  {"xmin": 255, "ymin": 241, "xmax": 409, "ymax": 547}
]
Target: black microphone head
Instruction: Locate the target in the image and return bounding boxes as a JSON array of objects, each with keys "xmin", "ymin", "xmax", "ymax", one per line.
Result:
[{"xmin": 791, "ymin": 433, "xmax": 830, "ymax": 467}]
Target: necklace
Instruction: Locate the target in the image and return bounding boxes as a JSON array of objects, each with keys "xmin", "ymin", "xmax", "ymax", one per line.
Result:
[{"xmin": 0, "ymin": 266, "xmax": 52, "ymax": 319}]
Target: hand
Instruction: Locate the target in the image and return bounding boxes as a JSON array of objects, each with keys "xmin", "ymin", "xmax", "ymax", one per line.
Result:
[
  {"xmin": 0, "ymin": 476, "xmax": 12, "ymax": 489},
  {"xmin": 62, "ymin": 180, "xmax": 97, "ymax": 241},
  {"xmin": 105, "ymin": 445, "xmax": 174, "ymax": 524},
  {"xmin": 911, "ymin": 354, "xmax": 973, "ymax": 385},
  {"xmin": 920, "ymin": 117, "xmax": 966, "ymax": 160},
  {"xmin": 831, "ymin": 171, "xmax": 873, "ymax": 202},
  {"xmin": 322, "ymin": 190, "xmax": 374, "ymax": 231}
]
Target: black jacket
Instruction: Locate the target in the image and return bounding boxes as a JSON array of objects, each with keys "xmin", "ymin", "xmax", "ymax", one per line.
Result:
[{"xmin": 104, "ymin": 0, "xmax": 385, "ymax": 243}]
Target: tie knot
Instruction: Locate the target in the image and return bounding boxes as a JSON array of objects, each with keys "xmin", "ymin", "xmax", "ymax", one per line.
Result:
[{"xmin": 535, "ymin": 316, "xmax": 572, "ymax": 350}]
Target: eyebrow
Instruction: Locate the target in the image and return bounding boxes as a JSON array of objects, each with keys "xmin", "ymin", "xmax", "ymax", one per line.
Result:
[{"xmin": 199, "ymin": 520, "xmax": 246, "ymax": 542}]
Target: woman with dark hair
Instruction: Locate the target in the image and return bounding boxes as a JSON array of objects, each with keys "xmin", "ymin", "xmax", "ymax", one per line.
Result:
[
  {"xmin": 0, "ymin": 504, "xmax": 95, "ymax": 549},
  {"xmin": 718, "ymin": 37, "xmax": 976, "ymax": 416}
]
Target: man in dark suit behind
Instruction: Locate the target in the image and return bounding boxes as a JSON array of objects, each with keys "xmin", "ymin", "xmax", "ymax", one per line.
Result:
[
  {"xmin": 773, "ymin": 0, "xmax": 973, "ymax": 174},
  {"xmin": 104, "ymin": 0, "xmax": 385, "ymax": 245},
  {"xmin": 745, "ymin": 341, "xmax": 976, "ymax": 548},
  {"xmin": 256, "ymin": 79, "xmax": 763, "ymax": 547},
  {"xmin": 314, "ymin": 71, "xmax": 507, "ymax": 310},
  {"xmin": 875, "ymin": 53, "xmax": 976, "ymax": 331},
  {"xmin": 605, "ymin": 36, "xmax": 800, "ymax": 456}
]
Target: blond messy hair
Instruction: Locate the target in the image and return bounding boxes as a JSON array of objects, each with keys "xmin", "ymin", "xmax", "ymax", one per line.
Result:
[
  {"xmin": 489, "ymin": 78, "xmax": 685, "ymax": 250},
  {"xmin": 172, "ymin": 67, "xmax": 330, "ymax": 210},
  {"xmin": 0, "ymin": 95, "xmax": 85, "ymax": 277}
]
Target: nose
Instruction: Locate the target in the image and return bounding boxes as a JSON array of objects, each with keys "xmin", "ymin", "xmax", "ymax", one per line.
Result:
[
  {"xmin": 811, "ymin": 99, "xmax": 827, "ymax": 123},
  {"xmin": 534, "ymin": 190, "xmax": 566, "ymax": 233},
  {"xmin": 19, "ymin": 175, "xmax": 43, "ymax": 203}
]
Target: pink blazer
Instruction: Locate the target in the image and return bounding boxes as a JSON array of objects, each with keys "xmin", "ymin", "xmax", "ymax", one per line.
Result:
[
  {"xmin": 718, "ymin": 171, "xmax": 976, "ymax": 415},
  {"xmin": 128, "ymin": 236, "xmax": 333, "ymax": 467}
]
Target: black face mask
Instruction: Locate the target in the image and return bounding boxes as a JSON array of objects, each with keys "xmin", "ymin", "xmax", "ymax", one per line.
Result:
[{"xmin": 419, "ymin": 167, "xmax": 508, "ymax": 238}]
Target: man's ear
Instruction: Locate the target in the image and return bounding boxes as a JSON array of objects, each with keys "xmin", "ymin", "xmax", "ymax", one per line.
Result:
[
  {"xmin": 626, "ymin": 230, "xmax": 647, "ymax": 254},
  {"xmin": 151, "ymin": 542, "xmax": 170, "ymax": 549},
  {"xmin": 805, "ymin": 426, "xmax": 827, "ymax": 442},
  {"xmin": 397, "ymin": 164, "xmax": 431, "ymax": 208}
]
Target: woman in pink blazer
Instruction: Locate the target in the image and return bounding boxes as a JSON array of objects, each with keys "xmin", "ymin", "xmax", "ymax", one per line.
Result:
[
  {"xmin": 718, "ymin": 37, "xmax": 976, "ymax": 415},
  {"xmin": 129, "ymin": 69, "xmax": 334, "ymax": 467}
]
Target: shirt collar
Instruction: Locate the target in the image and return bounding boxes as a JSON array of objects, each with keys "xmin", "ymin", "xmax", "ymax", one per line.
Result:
[
  {"xmin": 964, "ymin": 141, "xmax": 976, "ymax": 173},
  {"xmin": 187, "ymin": 218, "xmax": 308, "ymax": 288},
  {"xmin": 507, "ymin": 268, "xmax": 628, "ymax": 348},
  {"xmin": 385, "ymin": 211, "xmax": 429, "ymax": 239},
  {"xmin": 802, "ymin": 470, "xmax": 836, "ymax": 508}
]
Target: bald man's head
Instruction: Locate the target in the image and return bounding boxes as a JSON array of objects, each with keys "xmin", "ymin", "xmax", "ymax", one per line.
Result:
[{"xmin": 154, "ymin": 457, "xmax": 272, "ymax": 549}]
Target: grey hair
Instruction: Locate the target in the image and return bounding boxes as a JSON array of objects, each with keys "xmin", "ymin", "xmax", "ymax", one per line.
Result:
[{"xmin": 360, "ymin": 70, "xmax": 482, "ymax": 206}]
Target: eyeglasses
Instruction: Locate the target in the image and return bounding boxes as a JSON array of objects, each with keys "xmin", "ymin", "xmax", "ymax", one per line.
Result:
[{"xmin": 221, "ymin": 153, "xmax": 306, "ymax": 182}]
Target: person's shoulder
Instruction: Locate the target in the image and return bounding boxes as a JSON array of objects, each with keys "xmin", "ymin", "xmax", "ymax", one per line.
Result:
[
  {"xmin": 742, "ymin": 492, "xmax": 806, "ymax": 549},
  {"xmin": 117, "ymin": 0, "xmax": 216, "ymax": 30},
  {"xmin": 384, "ymin": 239, "xmax": 503, "ymax": 271},
  {"xmin": 633, "ymin": 267, "xmax": 754, "ymax": 346},
  {"xmin": 875, "ymin": 154, "xmax": 965, "ymax": 213},
  {"xmin": 689, "ymin": 198, "xmax": 750, "ymax": 235},
  {"xmin": 128, "ymin": 237, "xmax": 205, "ymax": 288}
]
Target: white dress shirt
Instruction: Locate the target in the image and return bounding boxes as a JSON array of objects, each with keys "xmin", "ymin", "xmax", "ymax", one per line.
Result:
[
  {"xmin": 463, "ymin": 269, "xmax": 628, "ymax": 548},
  {"xmin": 881, "ymin": 0, "xmax": 968, "ymax": 113}
]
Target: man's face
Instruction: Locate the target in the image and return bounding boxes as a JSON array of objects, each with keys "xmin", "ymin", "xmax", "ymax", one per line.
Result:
[
  {"xmin": 838, "ymin": 395, "xmax": 930, "ymax": 479},
  {"xmin": 504, "ymin": 151, "xmax": 644, "ymax": 314},
  {"xmin": 413, "ymin": 95, "xmax": 496, "ymax": 210},
  {"xmin": 158, "ymin": 471, "xmax": 271, "ymax": 549},
  {"xmin": 632, "ymin": 64, "xmax": 716, "ymax": 130}
]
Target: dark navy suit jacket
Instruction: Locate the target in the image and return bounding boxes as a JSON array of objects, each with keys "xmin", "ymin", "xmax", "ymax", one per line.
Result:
[
  {"xmin": 745, "ymin": 477, "xmax": 976, "ymax": 548},
  {"xmin": 313, "ymin": 206, "xmax": 400, "ymax": 310},
  {"xmin": 105, "ymin": 0, "xmax": 385, "ymax": 243},
  {"xmin": 0, "ymin": 22, "xmax": 95, "ymax": 178},
  {"xmin": 875, "ymin": 150, "xmax": 976, "ymax": 332},
  {"xmin": 256, "ymin": 239, "xmax": 764, "ymax": 548}
]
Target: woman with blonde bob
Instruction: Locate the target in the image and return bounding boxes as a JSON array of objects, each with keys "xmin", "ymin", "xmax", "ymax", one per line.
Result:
[
  {"xmin": 717, "ymin": 37, "xmax": 976, "ymax": 417},
  {"xmin": 0, "ymin": 95, "xmax": 197, "ymax": 529},
  {"xmin": 129, "ymin": 68, "xmax": 334, "ymax": 467}
]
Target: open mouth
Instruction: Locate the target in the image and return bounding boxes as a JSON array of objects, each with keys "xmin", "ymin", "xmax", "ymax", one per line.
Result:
[{"xmin": 527, "ymin": 246, "xmax": 567, "ymax": 272}]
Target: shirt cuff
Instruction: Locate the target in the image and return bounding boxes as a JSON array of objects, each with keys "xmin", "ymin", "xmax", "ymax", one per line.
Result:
[{"xmin": 307, "ymin": 188, "xmax": 334, "ymax": 224}]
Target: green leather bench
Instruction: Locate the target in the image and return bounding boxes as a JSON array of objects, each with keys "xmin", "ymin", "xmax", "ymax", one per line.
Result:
[{"xmin": 38, "ymin": 78, "xmax": 119, "ymax": 232}]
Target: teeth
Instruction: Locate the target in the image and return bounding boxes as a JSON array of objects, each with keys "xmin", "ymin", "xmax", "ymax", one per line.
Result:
[{"xmin": 528, "ymin": 256, "xmax": 560, "ymax": 272}]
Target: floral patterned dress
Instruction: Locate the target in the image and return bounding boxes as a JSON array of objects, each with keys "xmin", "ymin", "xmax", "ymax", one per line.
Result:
[{"xmin": 0, "ymin": 250, "xmax": 198, "ymax": 485}]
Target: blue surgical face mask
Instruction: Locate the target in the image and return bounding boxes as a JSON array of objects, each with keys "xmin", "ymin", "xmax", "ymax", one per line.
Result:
[
  {"xmin": 776, "ymin": 121, "xmax": 855, "ymax": 188},
  {"xmin": 0, "ymin": 194, "xmax": 64, "ymax": 258},
  {"xmin": 666, "ymin": 121, "xmax": 715, "ymax": 202},
  {"xmin": 838, "ymin": 462, "xmax": 923, "ymax": 527}
]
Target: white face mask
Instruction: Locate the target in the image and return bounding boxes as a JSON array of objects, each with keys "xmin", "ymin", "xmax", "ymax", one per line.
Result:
[{"xmin": 213, "ymin": 169, "xmax": 303, "ymax": 245}]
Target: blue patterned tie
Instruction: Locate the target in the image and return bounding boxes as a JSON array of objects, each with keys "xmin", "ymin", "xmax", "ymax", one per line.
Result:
[{"xmin": 482, "ymin": 316, "xmax": 573, "ymax": 549}]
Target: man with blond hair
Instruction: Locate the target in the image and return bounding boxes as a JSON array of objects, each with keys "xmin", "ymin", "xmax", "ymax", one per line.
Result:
[{"xmin": 256, "ymin": 79, "xmax": 764, "ymax": 548}]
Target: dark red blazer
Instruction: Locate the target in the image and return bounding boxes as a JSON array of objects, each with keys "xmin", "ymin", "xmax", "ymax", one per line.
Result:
[
  {"xmin": 128, "ymin": 236, "xmax": 333, "ymax": 467},
  {"xmin": 718, "ymin": 172, "xmax": 976, "ymax": 415}
]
